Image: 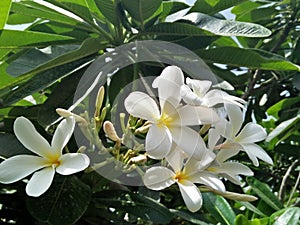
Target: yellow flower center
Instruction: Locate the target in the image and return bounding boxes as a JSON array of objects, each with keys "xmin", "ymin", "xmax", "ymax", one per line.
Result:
[
  {"xmin": 174, "ymin": 171, "xmax": 188, "ymax": 183},
  {"xmin": 45, "ymin": 154, "xmax": 61, "ymax": 168},
  {"xmin": 157, "ymin": 113, "xmax": 173, "ymax": 128}
]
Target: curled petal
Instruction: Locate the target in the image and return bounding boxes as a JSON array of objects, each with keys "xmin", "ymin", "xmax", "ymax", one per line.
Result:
[
  {"xmin": 0, "ymin": 155, "xmax": 48, "ymax": 184},
  {"xmin": 178, "ymin": 180, "xmax": 202, "ymax": 212},
  {"xmin": 143, "ymin": 166, "xmax": 175, "ymax": 190},
  {"xmin": 203, "ymin": 90, "xmax": 246, "ymax": 108},
  {"xmin": 236, "ymin": 122, "xmax": 267, "ymax": 143},
  {"xmin": 124, "ymin": 91, "xmax": 159, "ymax": 122},
  {"xmin": 186, "ymin": 78, "xmax": 212, "ymax": 97},
  {"xmin": 52, "ymin": 116, "xmax": 75, "ymax": 155},
  {"xmin": 191, "ymin": 171, "xmax": 226, "ymax": 192},
  {"xmin": 26, "ymin": 166, "xmax": 55, "ymax": 197},
  {"xmin": 13, "ymin": 117, "xmax": 52, "ymax": 158},
  {"xmin": 242, "ymin": 144, "xmax": 273, "ymax": 166},
  {"xmin": 146, "ymin": 124, "xmax": 172, "ymax": 159},
  {"xmin": 152, "ymin": 66, "xmax": 184, "ymax": 109},
  {"xmin": 180, "ymin": 84, "xmax": 203, "ymax": 105},
  {"xmin": 56, "ymin": 153, "xmax": 90, "ymax": 175}
]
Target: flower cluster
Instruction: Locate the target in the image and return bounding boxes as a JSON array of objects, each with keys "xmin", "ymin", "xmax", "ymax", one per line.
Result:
[{"xmin": 124, "ymin": 66, "xmax": 273, "ymax": 212}]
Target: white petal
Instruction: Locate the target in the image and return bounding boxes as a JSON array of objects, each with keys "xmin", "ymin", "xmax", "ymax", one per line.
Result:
[
  {"xmin": 178, "ymin": 180, "xmax": 202, "ymax": 212},
  {"xmin": 216, "ymin": 148, "xmax": 240, "ymax": 162},
  {"xmin": 236, "ymin": 122, "xmax": 267, "ymax": 143},
  {"xmin": 171, "ymin": 126, "xmax": 208, "ymax": 160},
  {"xmin": 143, "ymin": 166, "xmax": 175, "ymax": 190},
  {"xmin": 26, "ymin": 166, "xmax": 55, "ymax": 197},
  {"xmin": 208, "ymin": 128, "xmax": 221, "ymax": 150},
  {"xmin": 191, "ymin": 171, "xmax": 226, "ymax": 192},
  {"xmin": 13, "ymin": 117, "xmax": 52, "ymax": 158},
  {"xmin": 56, "ymin": 153, "xmax": 90, "ymax": 175},
  {"xmin": 152, "ymin": 66, "xmax": 184, "ymax": 109},
  {"xmin": 184, "ymin": 150, "xmax": 216, "ymax": 174},
  {"xmin": 186, "ymin": 78, "xmax": 211, "ymax": 97},
  {"xmin": 180, "ymin": 84, "xmax": 203, "ymax": 105},
  {"xmin": 124, "ymin": 91, "xmax": 159, "ymax": 121},
  {"xmin": 214, "ymin": 118, "xmax": 233, "ymax": 139},
  {"xmin": 176, "ymin": 105, "xmax": 219, "ymax": 126},
  {"xmin": 203, "ymin": 90, "xmax": 245, "ymax": 108},
  {"xmin": 165, "ymin": 145, "xmax": 185, "ymax": 172},
  {"xmin": 51, "ymin": 116, "xmax": 75, "ymax": 155},
  {"xmin": 146, "ymin": 124, "xmax": 172, "ymax": 159},
  {"xmin": 242, "ymin": 144, "xmax": 273, "ymax": 166},
  {"xmin": 219, "ymin": 162, "xmax": 254, "ymax": 177},
  {"xmin": 224, "ymin": 104, "xmax": 243, "ymax": 136},
  {"xmin": 0, "ymin": 155, "xmax": 48, "ymax": 184}
]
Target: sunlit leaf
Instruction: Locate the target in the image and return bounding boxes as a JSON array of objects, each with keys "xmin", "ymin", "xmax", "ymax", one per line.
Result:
[
  {"xmin": 273, "ymin": 207, "xmax": 300, "ymax": 225},
  {"xmin": 0, "ymin": 0, "xmax": 12, "ymax": 30},
  {"xmin": 182, "ymin": 13, "xmax": 272, "ymax": 37}
]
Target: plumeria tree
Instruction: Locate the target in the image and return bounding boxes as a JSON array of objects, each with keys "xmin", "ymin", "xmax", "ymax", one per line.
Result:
[{"xmin": 0, "ymin": 0, "xmax": 300, "ymax": 224}]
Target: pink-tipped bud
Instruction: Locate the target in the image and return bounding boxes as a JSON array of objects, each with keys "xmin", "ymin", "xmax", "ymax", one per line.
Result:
[{"xmin": 103, "ymin": 121, "xmax": 120, "ymax": 142}]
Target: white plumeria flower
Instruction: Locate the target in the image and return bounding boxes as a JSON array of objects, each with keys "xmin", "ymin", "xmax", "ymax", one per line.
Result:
[
  {"xmin": 143, "ymin": 145, "xmax": 225, "ymax": 212},
  {"xmin": 124, "ymin": 66, "xmax": 219, "ymax": 159},
  {"xmin": 207, "ymin": 129, "xmax": 254, "ymax": 185},
  {"xmin": 180, "ymin": 78, "xmax": 246, "ymax": 108},
  {"xmin": 214, "ymin": 104, "xmax": 273, "ymax": 166},
  {"xmin": 0, "ymin": 116, "xmax": 90, "ymax": 197}
]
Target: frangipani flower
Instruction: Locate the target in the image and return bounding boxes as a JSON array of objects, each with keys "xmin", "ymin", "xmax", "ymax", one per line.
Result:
[
  {"xmin": 0, "ymin": 116, "xmax": 90, "ymax": 197},
  {"xmin": 180, "ymin": 78, "xmax": 246, "ymax": 108},
  {"xmin": 214, "ymin": 104, "xmax": 273, "ymax": 166},
  {"xmin": 124, "ymin": 66, "xmax": 219, "ymax": 159},
  {"xmin": 143, "ymin": 145, "xmax": 225, "ymax": 212}
]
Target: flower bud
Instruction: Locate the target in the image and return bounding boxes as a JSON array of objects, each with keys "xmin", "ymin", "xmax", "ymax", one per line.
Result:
[
  {"xmin": 103, "ymin": 121, "xmax": 121, "ymax": 142},
  {"xmin": 94, "ymin": 86, "xmax": 105, "ymax": 118}
]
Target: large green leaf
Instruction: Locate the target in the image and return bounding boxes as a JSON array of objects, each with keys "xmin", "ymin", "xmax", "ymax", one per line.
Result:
[
  {"xmin": 190, "ymin": 0, "xmax": 247, "ymax": 15},
  {"xmin": 234, "ymin": 215, "xmax": 251, "ymax": 225},
  {"xmin": 273, "ymin": 207, "xmax": 300, "ymax": 225},
  {"xmin": 122, "ymin": 0, "xmax": 162, "ymax": 24},
  {"xmin": 26, "ymin": 175, "xmax": 91, "ymax": 225},
  {"xmin": 0, "ymin": 133, "xmax": 29, "ymax": 158},
  {"xmin": 267, "ymin": 96, "xmax": 300, "ymax": 119},
  {"xmin": 246, "ymin": 177, "xmax": 283, "ymax": 211},
  {"xmin": 202, "ymin": 192, "xmax": 236, "ymax": 225},
  {"xmin": 159, "ymin": 1, "xmax": 190, "ymax": 20},
  {"xmin": 182, "ymin": 13, "xmax": 271, "ymax": 37},
  {"xmin": 93, "ymin": 190, "xmax": 173, "ymax": 224},
  {"xmin": 94, "ymin": 0, "xmax": 119, "ymax": 25},
  {"xmin": 0, "ymin": 30, "xmax": 75, "ymax": 48},
  {"xmin": 0, "ymin": 0, "xmax": 12, "ymax": 30},
  {"xmin": 196, "ymin": 47, "xmax": 300, "ymax": 71}
]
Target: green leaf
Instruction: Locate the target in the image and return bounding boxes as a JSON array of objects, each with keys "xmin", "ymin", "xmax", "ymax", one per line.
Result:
[
  {"xmin": 0, "ymin": 0, "xmax": 12, "ymax": 30},
  {"xmin": 122, "ymin": 0, "xmax": 162, "ymax": 24},
  {"xmin": 273, "ymin": 207, "xmax": 300, "ymax": 225},
  {"xmin": 190, "ymin": 0, "xmax": 247, "ymax": 15},
  {"xmin": 144, "ymin": 22, "xmax": 210, "ymax": 36},
  {"xmin": 0, "ymin": 30, "xmax": 74, "ymax": 48},
  {"xmin": 26, "ymin": 175, "xmax": 91, "ymax": 225},
  {"xmin": 196, "ymin": 47, "xmax": 300, "ymax": 71},
  {"xmin": 93, "ymin": 190, "xmax": 173, "ymax": 224},
  {"xmin": 246, "ymin": 177, "xmax": 283, "ymax": 211},
  {"xmin": 267, "ymin": 96, "xmax": 300, "ymax": 119},
  {"xmin": 265, "ymin": 115, "xmax": 300, "ymax": 143},
  {"xmin": 234, "ymin": 215, "xmax": 251, "ymax": 225},
  {"xmin": 94, "ymin": 0, "xmax": 119, "ymax": 25},
  {"xmin": 0, "ymin": 55, "xmax": 94, "ymax": 106},
  {"xmin": 183, "ymin": 13, "xmax": 271, "ymax": 37},
  {"xmin": 160, "ymin": 1, "xmax": 190, "ymax": 20},
  {"xmin": 0, "ymin": 133, "xmax": 29, "ymax": 158},
  {"xmin": 202, "ymin": 192, "xmax": 236, "ymax": 225},
  {"xmin": 238, "ymin": 201, "xmax": 267, "ymax": 217}
]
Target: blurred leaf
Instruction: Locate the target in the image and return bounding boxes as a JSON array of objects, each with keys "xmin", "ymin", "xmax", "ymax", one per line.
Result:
[
  {"xmin": 170, "ymin": 209, "xmax": 213, "ymax": 225},
  {"xmin": 0, "ymin": 0, "xmax": 12, "ymax": 30},
  {"xmin": 202, "ymin": 192, "xmax": 236, "ymax": 225},
  {"xmin": 196, "ymin": 47, "xmax": 300, "ymax": 71},
  {"xmin": 246, "ymin": 177, "xmax": 283, "ymax": 211},
  {"xmin": 182, "ymin": 13, "xmax": 271, "ymax": 37},
  {"xmin": 0, "ymin": 30, "xmax": 75, "ymax": 48},
  {"xmin": 273, "ymin": 207, "xmax": 300, "ymax": 225},
  {"xmin": 190, "ymin": 0, "xmax": 247, "ymax": 15},
  {"xmin": 266, "ymin": 115, "xmax": 300, "ymax": 142},
  {"xmin": 274, "ymin": 144, "xmax": 300, "ymax": 158},
  {"xmin": 26, "ymin": 175, "xmax": 91, "ymax": 225},
  {"xmin": 0, "ymin": 133, "xmax": 29, "ymax": 158},
  {"xmin": 238, "ymin": 201, "xmax": 267, "ymax": 217},
  {"xmin": 267, "ymin": 96, "xmax": 300, "ymax": 119},
  {"xmin": 144, "ymin": 22, "xmax": 210, "ymax": 36},
  {"xmin": 234, "ymin": 215, "xmax": 251, "ymax": 225},
  {"xmin": 122, "ymin": 0, "xmax": 162, "ymax": 24},
  {"xmin": 93, "ymin": 190, "xmax": 173, "ymax": 224}
]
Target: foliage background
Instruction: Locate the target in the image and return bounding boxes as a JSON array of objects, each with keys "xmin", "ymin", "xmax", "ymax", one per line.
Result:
[{"xmin": 0, "ymin": 0, "xmax": 299, "ymax": 224}]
